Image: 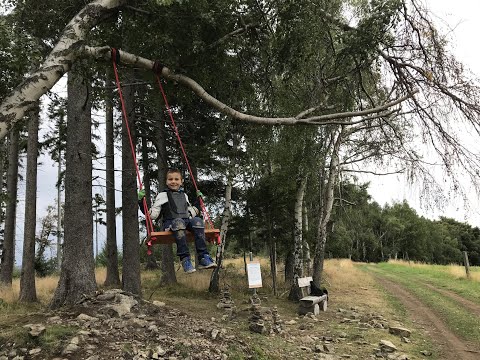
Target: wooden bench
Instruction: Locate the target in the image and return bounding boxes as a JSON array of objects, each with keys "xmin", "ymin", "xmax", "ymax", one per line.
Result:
[{"xmin": 297, "ymin": 276, "xmax": 328, "ymax": 315}]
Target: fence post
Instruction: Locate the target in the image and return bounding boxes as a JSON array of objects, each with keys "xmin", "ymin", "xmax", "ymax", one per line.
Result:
[{"xmin": 463, "ymin": 251, "xmax": 470, "ymax": 279}]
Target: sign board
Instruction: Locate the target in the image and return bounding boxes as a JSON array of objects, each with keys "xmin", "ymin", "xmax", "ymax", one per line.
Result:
[{"xmin": 247, "ymin": 262, "xmax": 263, "ymax": 288}]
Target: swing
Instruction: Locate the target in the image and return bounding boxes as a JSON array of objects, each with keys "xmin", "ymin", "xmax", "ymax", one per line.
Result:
[
  {"xmin": 147, "ymin": 228, "xmax": 221, "ymax": 245},
  {"xmin": 111, "ymin": 49, "xmax": 220, "ymax": 253}
]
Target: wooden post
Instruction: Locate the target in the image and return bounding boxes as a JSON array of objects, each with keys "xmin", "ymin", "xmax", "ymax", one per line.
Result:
[{"xmin": 463, "ymin": 251, "xmax": 470, "ymax": 279}]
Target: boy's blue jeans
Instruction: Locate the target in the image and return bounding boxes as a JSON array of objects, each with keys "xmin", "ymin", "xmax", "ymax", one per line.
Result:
[{"xmin": 163, "ymin": 217, "xmax": 208, "ymax": 260}]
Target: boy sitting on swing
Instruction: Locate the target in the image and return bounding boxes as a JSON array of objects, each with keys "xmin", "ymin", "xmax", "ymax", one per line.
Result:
[{"xmin": 138, "ymin": 168, "xmax": 217, "ymax": 273}]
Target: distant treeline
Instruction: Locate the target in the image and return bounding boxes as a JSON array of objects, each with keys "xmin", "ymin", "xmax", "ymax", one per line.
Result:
[{"xmin": 225, "ymin": 181, "xmax": 479, "ymax": 267}]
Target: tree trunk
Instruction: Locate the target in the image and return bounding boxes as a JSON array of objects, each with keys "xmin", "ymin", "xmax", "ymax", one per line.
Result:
[
  {"xmin": 312, "ymin": 127, "xmax": 344, "ymax": 288},
  {"xmin": 0, "ymin": 126, "xmax": 19, "ymax": 285},
  {"xmin": 303, "ymin": 201, "xmax": 312, "ymax": 275},
  {"xmin": 50, "ymin": 63, "xmax": 96, "ymax": 308},
  {"xmin": 288, "ymin": 174, "xmax": 307, "ymax": 301},
  {"xmin": 121, "ymin": 75, "xmax": 141, "ymax": 295},
  {"xmin": 209, "ymin": 173, "xmax": 233, "ymax": 293},
  {"xmin": 19, "ymin": 104, "xmax": 40, "ymax": 302},
  {"xmin": 153, "ymin": 118, "xmax": 177, "ymax": 285},
  {"xmin": 142, "ymin": 135, "xmax": 158, "ymax": 270},
  {"xmin": 104, "ymin": 73, "xmax": 120, "ymax": 287},
  {"xmin": 284, "ymin": 251, "xmax": 294, "ymax": 286}
]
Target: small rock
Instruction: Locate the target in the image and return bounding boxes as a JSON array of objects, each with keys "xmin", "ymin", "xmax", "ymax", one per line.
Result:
[
  {"xmin": 28, "ymin": 348, "xmax": 42, "ymax": 355},
  {"xmin": 211, "ymin": 329, "xmax": 219, "ymax": 339},
  {"xmin": 285, "ymin": 320, "xmax": 297, "ymax": 325},
  {"xmin": 23, "ymin": 324, "xmax": 46, "ymax": 337},
  {"xmin": 420, "ymin": 350, "xmax": 432, "ymax": 356},
  {"xmin": 153, "ymin": 300, "xmax": 166, "ymax": 308},
  {"xmin": 380, "ymin": 340, "xmax": 397, "ymax": 353},
  {"xmin": 76, "ymin": 314, "xmax": 97, "ymax": 322},
  {"xmin": 389, "ymin": 325, "xmax": 412, "ymax": 338}
]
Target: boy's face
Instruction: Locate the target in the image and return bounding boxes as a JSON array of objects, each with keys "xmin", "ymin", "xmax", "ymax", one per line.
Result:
[{"xmin": 166, "ymin": 172, "xmax": 184, "ymax": 191}]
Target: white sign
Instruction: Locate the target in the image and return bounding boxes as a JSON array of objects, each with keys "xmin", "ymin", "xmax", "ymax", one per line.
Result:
[{"xmin": 247, "ymin": 262, "xmax": 262, "ymax": 288}]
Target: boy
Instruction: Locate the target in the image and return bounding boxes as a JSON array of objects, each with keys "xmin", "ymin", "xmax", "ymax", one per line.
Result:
[{"xmin": 138, "ymin": 169, "xmax": 216, "ymax": 273}]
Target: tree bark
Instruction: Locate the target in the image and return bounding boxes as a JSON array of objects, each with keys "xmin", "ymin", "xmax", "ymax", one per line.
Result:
[
  {"xmin": 121, "ymin": 74, "xmax": 141, "ymax": 295},
  {"xmin": 312, "ymin": 127, "xmax": 344, "ymax": 287},
  {"xmin": 104, "ymin": 72, "xmax": 120, "ymax": 287},
  {"xmin": 288, "ymin": 174, "xmax": 307, "ymax": 301},
  {"xmin": 141, "ymin": 135, "xmax": 158, "ymax": 270},
  {"xmin": 19, "ymin": 103, "xmax": 40, "ymax": 302},
  {"xmin": 303, "ymin": 200, "xmax": 312, "ymax": 275},
  {"xmin": 50, "ymin": 63, "xmax": 96, "ymax": 308},
  {"xmin": 209, "ymin": 173, "xmax": 233, "ymax": 293},
  {"xmin": 153, "ymin": 118, "xmax": 177, "ymax": 285},
  {"xmin": 0, "ymin": 127, "xmax": 19, "ymax": 285}
]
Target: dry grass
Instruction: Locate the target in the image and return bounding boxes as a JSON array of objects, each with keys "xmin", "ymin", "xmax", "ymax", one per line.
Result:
[{"xmin": 387, "ymin": 259, "xmax": 480, "ymax": 282}]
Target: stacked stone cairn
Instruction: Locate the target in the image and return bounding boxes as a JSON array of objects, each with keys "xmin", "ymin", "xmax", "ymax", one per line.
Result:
[
  {"xmin": 271, "ymin": 306, "xmax": 283, "ymax": 334},
  {"xmin": 216, "ymin": 287, "xmax": 237, "ymax": 320},
  {"xmin": 248, "ymin": 293, "xmax": 267, "ymax": 334}
]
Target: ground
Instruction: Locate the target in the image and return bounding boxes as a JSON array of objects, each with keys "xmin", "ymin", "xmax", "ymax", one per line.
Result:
[{"xmin": 1, "ymin": 260, "xmax": 479, "ymax": 359}]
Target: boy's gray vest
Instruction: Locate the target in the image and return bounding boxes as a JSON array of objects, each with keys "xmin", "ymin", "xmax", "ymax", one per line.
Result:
[{"xmin": 161, "ymin": 189, "xmax": 189, "ymax": 219}]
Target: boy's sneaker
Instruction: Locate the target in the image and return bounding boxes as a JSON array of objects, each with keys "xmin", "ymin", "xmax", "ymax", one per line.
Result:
[
  {"xmin": 198, "ymin": 254, "xmax": 217, "ymax": 269},
  {"xmin": 181, "ymin": 257, "xmax": 196, "ymax": 274}
]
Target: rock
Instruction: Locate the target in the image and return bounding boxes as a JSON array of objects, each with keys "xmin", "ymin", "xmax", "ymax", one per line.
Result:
[
  {"xmin": 389, "ymin": 325, "xmax": 412, "ymax": 338},
  {"xmin": 420, "ymin": 350, "xmax": 432, "ymax": 356},
  {"xmin": 23, "ymin": 324, "xmax": 46, "ymax": 337},
  {"xmin": 379, "ymin": 340, "xmax": 397, "ymax": 353},
  {"xmin": 153, "ymin": 300, "xmax": 166, "ymax": 308},
  {"xmin": 97, "ymin": 293, "xmax": 116, "ymax": 301},
  {"xmin": 28, "ymin": 348, "xmax": 42, "ymax": 355},
  {"xmin": 323, "ymin": 343, "xmax": 335, "ymax": 353},
  {"xmin": 285, "ymin": 320, "xmax": 297, "ymax": 325},
  {"xmin": 211, "ymin": 329, "xmax": 219, "ymax": 339},
  {"xmin": 76, "ymin": 314, "xmax": 98, "ymax": 322},
  {"xmin": 105, "ymin": 294, "xmax": 138, "ymax": 317}
]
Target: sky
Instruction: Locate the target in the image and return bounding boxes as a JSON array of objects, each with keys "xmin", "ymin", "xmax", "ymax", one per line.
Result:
[
  {"xmin": 10, "ymin": 0, "xmax": 480, "ymax": 264},
  {"xmin": 361, "ymin": 0, "xmax": 480, "ymax": 225}
]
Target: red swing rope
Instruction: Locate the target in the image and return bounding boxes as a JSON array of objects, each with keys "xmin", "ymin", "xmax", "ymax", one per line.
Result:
[
  {"xmin": 111, "ymin": 49, "xmax": 155, "ymax": 243},
  {"xmin": 154, "ymin": 73, "xmax": 217, "ymax": 235}
]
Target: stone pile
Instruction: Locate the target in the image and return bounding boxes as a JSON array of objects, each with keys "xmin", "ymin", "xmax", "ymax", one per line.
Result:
[
  {"xmin": 248, "ymin": 293, "xmax": 266, "ymax": 334},
  {"xmin": 216, "ymin": 287, "xmax": 237, "ymax": 320},
  {"xmin": 271, "ymin": 306, "xmax": 283, "ymax": 334}
]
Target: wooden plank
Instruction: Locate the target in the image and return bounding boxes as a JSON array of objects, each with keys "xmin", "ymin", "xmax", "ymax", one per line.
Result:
[
  {"xmin": 300, "ymin": 295, "xmax": 327, "ymax": 306},
  {"xmin": 297, "ymin": 276, "xmax": 313, "ymax": 288},
  {"xmin": 147, "ymin": 228, "xmax": 220, "ymax": 245}
]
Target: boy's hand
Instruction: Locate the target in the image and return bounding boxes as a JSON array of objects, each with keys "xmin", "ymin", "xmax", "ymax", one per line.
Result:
[
  {"xmin": 188, "ymin": 206, "xmax": 199, "ymax": 218},
  {"xmin": 138, "ymin": 189, "xmax": 146, "ymax": 200},
  {"xmin": 196, "ymin": 190, "xmax": 204, "ymax": 198}
]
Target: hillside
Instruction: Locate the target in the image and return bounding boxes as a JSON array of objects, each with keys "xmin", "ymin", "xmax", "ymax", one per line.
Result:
[{"xmin": 1, "ymin": 259, "xmax": 479, "ymax": 359}]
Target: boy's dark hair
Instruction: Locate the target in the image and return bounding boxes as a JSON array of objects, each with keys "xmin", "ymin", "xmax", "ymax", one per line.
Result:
[{"xmin": 166, "ymin": 168, "xmax": 183, "ymax": 178}]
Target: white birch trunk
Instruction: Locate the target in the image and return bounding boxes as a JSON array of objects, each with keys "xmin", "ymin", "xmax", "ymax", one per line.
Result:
[
  {"xmin": 209, "ymin": 173, "xmax": 233, "ymax": 293},
  {"xmin": 0, "ymin": 0, "xmax": 125, "ymax": 139},
  {"xmin": 312, "ymin": 127, "xmax": 345, "ymax": 287},
  {"xmin": 288, "ymin": 174, "xmax": 307, "ymax": 300}
]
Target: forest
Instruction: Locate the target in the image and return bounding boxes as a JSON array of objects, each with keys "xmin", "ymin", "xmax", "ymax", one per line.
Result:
[{"xmin": 1, "ymin": 0, "xmax": 480, "ymax": 307}]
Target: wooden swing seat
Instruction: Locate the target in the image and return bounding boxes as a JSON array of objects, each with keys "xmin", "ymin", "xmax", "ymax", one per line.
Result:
[{"xmin": 147, "ymin": 228, "xmax": 220, "ymax": 245}]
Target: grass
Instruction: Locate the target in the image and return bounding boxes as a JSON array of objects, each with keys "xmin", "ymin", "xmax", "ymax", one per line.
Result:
[
  {"xmin": 370, "ymin": 260, "xmax": 480, "ymax": 304},
  {"xmin": 1, "ymin": 258, "xmax": 471, "ymax": 359},
  {"xmin": 363, "ymin": 261, "xmax": 480, "ymax": 343}
]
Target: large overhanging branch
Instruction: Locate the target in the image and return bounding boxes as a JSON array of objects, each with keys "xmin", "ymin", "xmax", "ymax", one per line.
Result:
[
  {"xmin": 0, "ymin": 0, "xmax": 417, "ymax": 139},
  {"xmin": 88, "ymin": 46, "xmax": 418, "ymax": 126}
]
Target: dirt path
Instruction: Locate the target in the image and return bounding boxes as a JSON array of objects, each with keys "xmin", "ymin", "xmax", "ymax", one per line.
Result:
[
  {"xmin": 422, "ymin": 283, "xmax": 480, "ymax": 318},
  {"xmin": 376, "ymin": 276, "xmax": 480, "ymax": 360}
]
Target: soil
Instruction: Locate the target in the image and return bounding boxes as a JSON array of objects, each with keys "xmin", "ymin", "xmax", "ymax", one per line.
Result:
[
  {"xmin": 423, "ymin": 283, "xmax": 480, "ymax": 318},
  {"xmin": 376, "ymin": 276, "xmax": 480, "ymax": 360}
]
